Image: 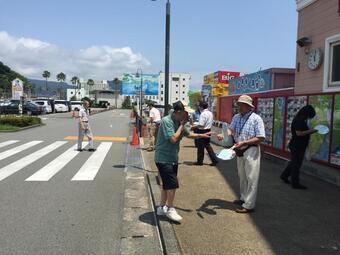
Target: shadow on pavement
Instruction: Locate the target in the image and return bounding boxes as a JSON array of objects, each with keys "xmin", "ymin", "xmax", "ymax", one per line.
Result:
[
  {"xmin": 196, "ymin": 199, "xmax": 236, "ymax": 219},
  {"xmin": 215, "ymin": 155, "xmax": 340, "ymax": 255},
  {"xmin": 138, "ymin": 212, "xmax": 157, "ymax": 227},
  {"xmin": 182, "ymin": 161, "xmax": 210, "ymax": 166},
  {"xmin": 112, "ymin": 164, "xmax": 125, "ymax": 168}
]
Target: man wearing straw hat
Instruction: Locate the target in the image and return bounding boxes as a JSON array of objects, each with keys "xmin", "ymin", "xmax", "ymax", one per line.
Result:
[{"xmin": 218, "ymin": 95, "xmax": 265, "ymax": 213}]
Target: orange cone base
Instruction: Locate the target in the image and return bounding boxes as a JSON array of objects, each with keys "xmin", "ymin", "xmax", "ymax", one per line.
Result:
[{"xmin": 131, "ymin": 127, "xmax": 139, "ymax": 145}]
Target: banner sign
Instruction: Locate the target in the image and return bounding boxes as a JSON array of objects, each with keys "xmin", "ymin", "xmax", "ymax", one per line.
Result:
[
  {"xmin": 12, "ymin": 78, "xmax": 24, "ymax": 100},
  {"xmin": 122, "ymin": 73, "xmax": 159, "ymax": 96},
  {"xmin": 229, "ymin": 69, "xmax": 272, "ymax": 95}
]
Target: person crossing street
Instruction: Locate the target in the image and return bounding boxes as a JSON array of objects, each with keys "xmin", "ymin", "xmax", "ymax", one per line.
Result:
[{"xmin": 77, "ymin": 100, "xmax": 95, "ymax": 152}]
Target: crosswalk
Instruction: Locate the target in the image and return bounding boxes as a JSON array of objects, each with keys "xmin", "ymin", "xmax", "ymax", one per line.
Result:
[{"xmin": 0, "ymin": 140, "xmax": 117, "ymax": 182}]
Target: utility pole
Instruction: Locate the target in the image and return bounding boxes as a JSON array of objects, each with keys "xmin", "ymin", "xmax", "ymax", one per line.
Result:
[{"xmin": 164, "ymin": 0, "xmax": 170, "ymax": 115}]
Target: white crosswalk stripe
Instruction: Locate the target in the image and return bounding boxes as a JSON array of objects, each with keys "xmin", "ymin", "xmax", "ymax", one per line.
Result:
[
  {"xmin": 0, "ymin": 140, "xmax": 114, "ymax": 182},
  {"xmin": 0, "ymin": 140, "xmax": 19, "ymax": 149},
  {"xmin": 0, "ymin": 141, "xmax": 67, "ymax": 181},
  {"xmin": 0, "ymin": 141, "xmax": 43, "ymax": 161},
  {"xmin": 25, "ymin": 142, "xmax": 88, "ymax": 182},
  {"xmin": 72, "ymin": 142, "xmax": 112, "ymax": 181}
]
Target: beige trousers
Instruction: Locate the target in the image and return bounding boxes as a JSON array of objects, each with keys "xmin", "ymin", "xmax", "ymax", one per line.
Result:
[
  {"xmin": 148, "ymin": 123, "xmax": 158, "ymax": 149},
  {"xmin": 236, "ymin": 146, "xmax": 261, "ymax": 210}
]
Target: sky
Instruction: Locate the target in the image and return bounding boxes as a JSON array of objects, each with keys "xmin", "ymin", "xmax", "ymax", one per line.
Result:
[{"xmin": 0, "ymin": 0, "xmax": 298, "ymax": 90}]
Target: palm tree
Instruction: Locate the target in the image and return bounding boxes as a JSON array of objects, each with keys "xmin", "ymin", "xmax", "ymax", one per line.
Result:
[
  {"xmin": 71, "ymin": 76, "xmax": 79, "ymax": 99},
  {"xmin": 42, "ymin": 70, "xmax": 50, "ymax": 91},
  {"xmin": 56, "ymin": 72, "xmax": 66, "ymax": 99},
  {"xmin": 113, "ymin": 78, "xmax": 121, "ymax": 109},
  {"xmin": 87, "ymin": 79, "xmax": 95, "ymax": 95},
  {"xmin": 71, "ymin": 76, "xmax": 79, "ymax": 85}
]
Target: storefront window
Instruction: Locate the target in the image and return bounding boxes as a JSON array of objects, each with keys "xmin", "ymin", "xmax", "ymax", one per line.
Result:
[
  {"xmin": 308, "ymin": 95, "xmax": 333, "ymax": 162},
  {"xmin": 257, "ymin": 98, "xmax": 274, "ymax": 146},
  {"xmin": 330, "ymin": 94, "xmax": 340, "ymax": 166},
  {"xmin": 324, "ymin": 34, "xmax": 340, "ymax": 91},
  {"xmin": 273, "ymin": 97, "xmax": 286, "ymax": 149},
  {"xmin": 285, "ymin": 96, "xmax": 307, "ymax": 150},
  {"xmin": 331, "ymin": 42, "xmax": 340, "ymax": 84}
]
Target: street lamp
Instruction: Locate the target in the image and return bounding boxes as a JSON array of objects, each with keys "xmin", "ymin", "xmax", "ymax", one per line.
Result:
[
  {"xmin": 152, "ymin": 0, "xmax": 170, "ymax": 116},
  {"xmin": 136, "ymin": 68, "xmax": 143, "ymax": 137}
]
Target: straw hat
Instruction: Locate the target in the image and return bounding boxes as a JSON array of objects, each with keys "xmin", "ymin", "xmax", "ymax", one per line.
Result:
[
  {"xmin": 236, "ymin": 95, "xmax": 254, "ymax": 108},
  {"xmin": 181, "ymin": 100, "xmax": 195, "ymax": 113}
]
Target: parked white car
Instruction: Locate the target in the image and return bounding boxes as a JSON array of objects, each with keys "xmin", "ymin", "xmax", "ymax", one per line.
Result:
[
  {"xmin": 70, "ymin": 101, "xmax": 83, "ymax": 111},
  {"xmin": 54, "ymin": 100, "xmax": 69, "ymax": 113},
  {"xmin": 33, "ymin": 100, "xmax": 52, "ymax": 113}
]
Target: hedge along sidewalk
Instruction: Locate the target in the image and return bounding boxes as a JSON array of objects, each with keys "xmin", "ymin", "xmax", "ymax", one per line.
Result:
[{"xmin": 0, "ymin": 115, "xmax": 44, "ymax": 132}]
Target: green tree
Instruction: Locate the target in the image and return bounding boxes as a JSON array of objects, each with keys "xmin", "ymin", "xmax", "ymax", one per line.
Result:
[
  {"xmin": 71, "ymin": 76, "xmax": 79, "ymax": 100},
  {"xmin": 56, "ymin": 72, "xmax": 66, "ymax": 99},
  {"xmin": 0, "ymin": 62, "xmax": 29, "ymax": 98},
  {"xmin": 71, "ymin": 76, "xmax": 79, "ymax": 85},
  {"xmin": 87, "ymin": 79, "xmax": 94, "ymax": 94},
  {"xmin": 42, "ymin": 70, "xmax": 50, "ymax": 91},
  {"xmin": 121, "ymin": 96, "xmax": 131, "ymax": 109}
]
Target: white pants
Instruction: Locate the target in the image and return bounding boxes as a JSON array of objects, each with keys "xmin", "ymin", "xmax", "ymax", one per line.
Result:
[
  {"xmin": 78, "ymin": 122, "xmax": 94, "ymax": 149},
  {"xmin": 236, "ymin": 146, "xmax": 261, "ymax": 210}
]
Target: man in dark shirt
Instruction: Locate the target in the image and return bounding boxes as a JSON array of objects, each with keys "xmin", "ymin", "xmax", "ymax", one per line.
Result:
[{"xmin": 280, "ymin": 105, "xmax": 317, "ymax": 189}]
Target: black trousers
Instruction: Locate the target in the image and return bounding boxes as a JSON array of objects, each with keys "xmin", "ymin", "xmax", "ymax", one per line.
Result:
[
  {"xmin": 195, "ymin": 129, "xmax": 218, "ymax": 164},
  {"xmin": 281, "ymin": 144, "xmax": 307, "ymax": 186}
]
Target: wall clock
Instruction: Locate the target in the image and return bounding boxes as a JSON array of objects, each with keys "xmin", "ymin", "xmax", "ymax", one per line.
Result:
[{"xmin": 307, "ymin": 48, "xmax": 323, "ymax": 70}]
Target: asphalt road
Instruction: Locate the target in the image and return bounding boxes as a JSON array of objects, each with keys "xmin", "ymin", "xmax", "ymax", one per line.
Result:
[{"xmin": 0, "ymin": 110, "xmax": 131, "ymax": 255}]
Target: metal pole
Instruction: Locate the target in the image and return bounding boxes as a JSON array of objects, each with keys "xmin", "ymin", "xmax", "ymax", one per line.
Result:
[
  {"xmin": 164, "ymin": 0, "xmax": 170, "ymax": 116},
  {"xmin": 138, "ymin": 69, "xmax": 143, "ymax": 137},
  {"xmin": 114, "ymin": 80, "xmax": 117, "ymax": 109}
]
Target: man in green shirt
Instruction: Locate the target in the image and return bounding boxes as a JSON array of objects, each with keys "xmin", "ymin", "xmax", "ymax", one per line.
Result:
[{"xmin": 155, "ymin": 101, "xmax": 211, "ymax": 223}]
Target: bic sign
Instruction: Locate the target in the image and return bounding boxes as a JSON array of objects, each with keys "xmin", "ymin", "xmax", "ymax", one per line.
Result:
[{"xmin": 218, "ymin": 71, "xmax": 240, "ymax": 84}]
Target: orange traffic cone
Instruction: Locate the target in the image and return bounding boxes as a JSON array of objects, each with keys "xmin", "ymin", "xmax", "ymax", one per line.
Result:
[{"xmin": 131, "ymin": 127, "xmax": 139, "ymax": 145}]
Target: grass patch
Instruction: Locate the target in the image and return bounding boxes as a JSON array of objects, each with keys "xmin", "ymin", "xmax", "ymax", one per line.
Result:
[
  {"xmin": 0, "ymin": 124, "xmax": 20, "ymax": 131},
  {"xmin": 0, "ymin": 115, "xmax": 41, "ymax": 127}
]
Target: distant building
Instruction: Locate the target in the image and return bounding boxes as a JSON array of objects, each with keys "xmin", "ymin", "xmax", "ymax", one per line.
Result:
[
  {"xmin": 158, "ymin": 72, "xmax": 191, "ymax": 105},
  {"xmin": 79, "ymin": 80, "xmax": 110, "ymax": 96},
  {"xmin": 67, "ymin": 88, "xmax": 86, "ymax": 101},
  {"xmin": 203, "ymin": 71, "xmax": 240, "ymax": 97}
]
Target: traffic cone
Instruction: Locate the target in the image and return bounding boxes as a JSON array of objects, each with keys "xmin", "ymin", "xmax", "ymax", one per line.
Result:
[{"xmin": 131, "ymin": 127, "xmax": 139, "ymax": 145}]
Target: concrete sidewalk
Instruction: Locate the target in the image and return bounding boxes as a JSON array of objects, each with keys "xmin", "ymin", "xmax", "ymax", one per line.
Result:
[{"xmin": 142, "ymin": 138, "xmax": 340, "ymax": 255}]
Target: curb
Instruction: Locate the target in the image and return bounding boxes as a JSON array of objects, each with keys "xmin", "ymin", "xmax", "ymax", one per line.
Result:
[
  {"xmin": 0, "ymin": 123, "xmax": 45, "ymax": 132},
  {"xmin": 140, "ymin": 139, "xmax": 183, "ymax": 255},
  {"xmin": 89, "ymin": 108, "xmax": 113, "ymax": 116}
]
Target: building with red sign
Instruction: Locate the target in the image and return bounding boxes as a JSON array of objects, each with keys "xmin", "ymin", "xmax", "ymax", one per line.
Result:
[
  {"xmin": 203, "ymin": 70, "xmax": 240, "ymax": 119},
  {"xmin": 216, "ymin": 1, "xmax": 340, "ymax": 185}
]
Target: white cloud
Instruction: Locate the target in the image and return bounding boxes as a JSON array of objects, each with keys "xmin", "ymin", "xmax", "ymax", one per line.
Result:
[{"xmin": 0, "ymin": 31, "xmax": 151, "ymax": 82}]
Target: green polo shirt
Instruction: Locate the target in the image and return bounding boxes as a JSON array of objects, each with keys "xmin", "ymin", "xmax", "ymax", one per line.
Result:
[{"xmin": 155, "ymin": 115, "xmax": 190, "ymax": 164}]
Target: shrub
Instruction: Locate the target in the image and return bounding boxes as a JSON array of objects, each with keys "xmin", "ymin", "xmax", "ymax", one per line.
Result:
[{"xmin": 0, "ymin": 116, "xmax": 42, "ymax": 127}]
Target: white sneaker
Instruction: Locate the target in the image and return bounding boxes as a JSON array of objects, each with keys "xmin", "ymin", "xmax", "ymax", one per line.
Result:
[
  {"xmin": 166, "ymin": 207, "xmax": 182, "ymax": 222},
  {"xmin": 156, "ymin": 205, "xmax": 168, "ymax": 216}
]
